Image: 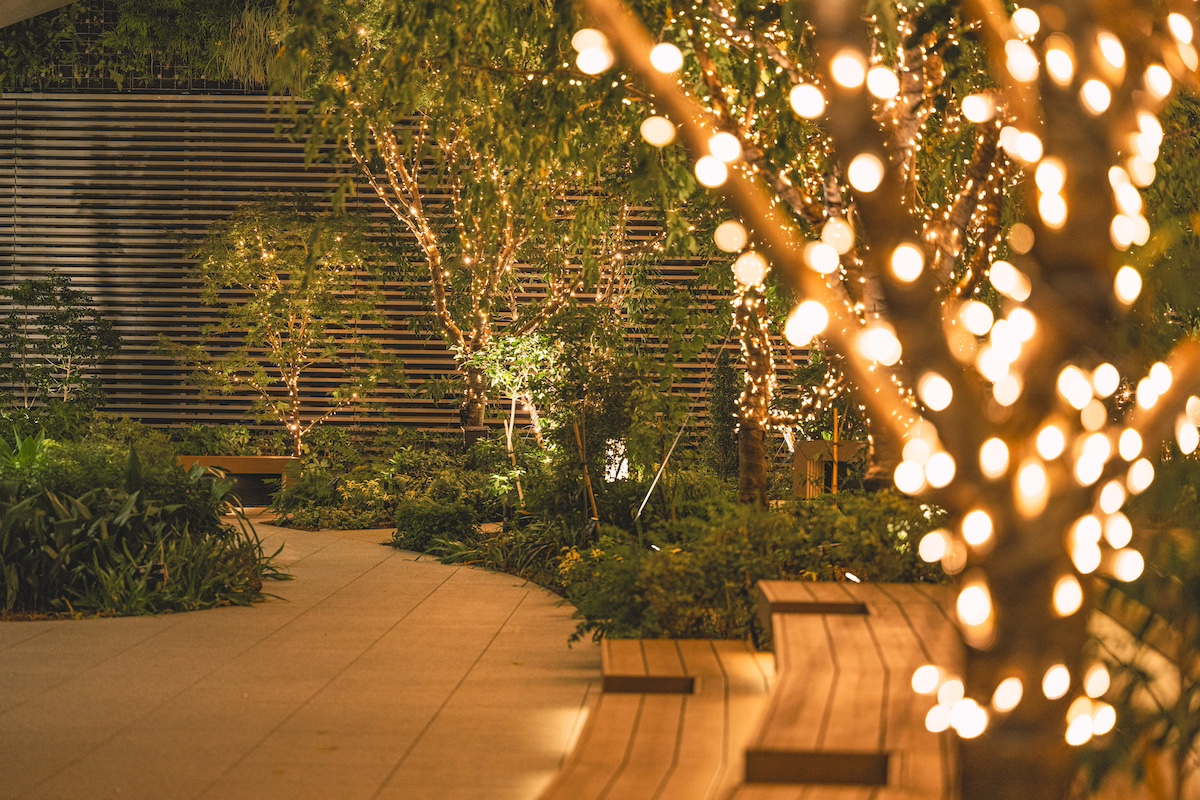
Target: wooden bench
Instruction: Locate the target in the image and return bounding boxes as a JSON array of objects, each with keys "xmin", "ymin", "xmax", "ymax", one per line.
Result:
[
  {"xmin": 538, "ymin": 639, "xmax": 775, "ymax": 800},
  {"xmin": 730, "ymin": 581, "xmax": 961, "ymax": 800},
  {"xmin": 176, "ymin": 455, "xmax": 299, "ymax": 493}
]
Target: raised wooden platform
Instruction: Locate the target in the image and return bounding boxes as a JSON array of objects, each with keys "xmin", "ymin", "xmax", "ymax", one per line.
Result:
[
  {"xmin": 738, "ymin": 581, "xmax": 961, "ymax": 799},
  {"xmin": 539, "ymin": 639, "xmax": 774, "ymax": 800}
]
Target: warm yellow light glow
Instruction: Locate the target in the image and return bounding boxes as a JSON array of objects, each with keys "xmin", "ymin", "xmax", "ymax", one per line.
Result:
[
  {"xmin": 821, "ymin": 218, "xmax": 855, "ymax": 255},
  {"xmin": 1119, "ymin": 429, "xmax": 1142, "ymax": 461},
  {"xmin": 571, "ymin": 28, "xmax": 606, "ymax": 52},
  {"xmin": 1099, "ymin": 481, "xmax": 1126, "ymax": 515},
  {"xmin": 894, "ymin": 460, "xmax": 926, "ymax": 495},
  {"xmin": 1054, "ymin": 574, "xmax": 1084, "ymax": 617},
  {"xmin": 1066, "ymin": 713, "xmax": 1095, "ymax": 746},
  {"xmin": 912, "ymin": 664, "xmax": 942, "ymax": 695},
  {"xmin": 1104, "ymin": 512, "xmax": 1133, "ymax": 548},
  {"xmin": 783, "ymin": 301, "xmax": 829, "ymax": 346},
  {"xmin": 1092, "ymin": 363, "xmax": 1120, "ymax": 398},
  {"xmin": 938, "ymin": 678, "xmax": 965, "ymax": 708},
  {"xmin": 1115, "ymin": 266, "xmax": 1143, "ymax": 305},
  {"xmin": 1170, "ymin": 12, "xmax": 1195, "ymax": 45},
  {"xmin": 1058, "ymin": 366, "xmax": 1093, "ymax": 410},
  {"xmin": 950, "ymin": 698, "xmax": 989, "ymax": 739},
  {"xmin": 576, "ymin": 46, "xmax": 614, "ymax": 75},
  {"xmin": 713, "ymin": 220, "xmax": 747, "ymax": 252},
  {"xmin": 789, "ymin": 83, "xmax": 826, "ymax": 118},
  {"xmin": 992, "ymin": 677, "xmax": 1024, "ymax": 713},
  {"xmin": 891, "ymin": 243, "xmax": 925, "ymax": 282},
  {"xmin": 1150, "ymin": 361, "xmax": 1173, "ymax": 394},
  {"xmin": 925, "ymin": 704, "xmax": 952, "ymax": 733},
  {"xmin": 649, "ymin": 42, "xmax": 684, "ymax": 73},
  {"xmin": 1036, "ymin": 159, "xmax": 1066, "ymax": 194},
  {"xmin": 804, "ymin": 241, "xmax": 839, "ymax": 274},
  {"xmin": 962, "ymin": 510, "xmax": 993, "ymax": 547},
  {"xmin": 926, "ymin": 452, "xmax": 957, "ymax": 489},
  {"xmin": 961, "ymin": 94, "xmax": 995, "ymax": 123},
  {"xmin": 1045, "ymin": 45, "xmax": 1076, "ymax": 86},
  {"xmin": 1016, "ymin": 459, "xmax": 1049, "ymax": 516},
  {"xmin": 1092, "ymin": 703, "xmax": 1116, "ymax": 736},
  {"xmin": 919, "ymin": 529, "xmax": 949, "ymax": 563},
  {"xmin": 980, "ymin": 438, "xmax": 1010, "ymax": 479},
  {"xmin": 1084, "ymin": 664, "xmax": 1110, "ymax": 699},
  {"xmin": 708, "ymin": 132, "xmax": 743, "ymax": 163},
  {"xmin": 919, "ymin": 373, "xmax": 953, "ymax": 412},
  {"xmin": 1006, "ymin": 39, "xmax": 1039, "ymax": 82},
  {"xmin": 847, "ymin": 153, "xmax": 885, "ymax": 192},
  {"xmin": 1177, "ymin": 415, "xmax": 1199, "ymax": 455},
  {"xmin": 961, "ymin": 301, "xmax": 995, "ymax": 337},
  {"xmin": 1039, "ymin": 193, "xmax": 1067, "ymax": 229},
  {"xmin": 1043, "ymin": 665, "xmax": 1071, "ymax": 700},
  {"xmin": 1084, "ymin": 79, "xmax": 1108, "ymax": 113},
  {"xmin": 1145, "ymin": 64, "xmax": 1173, "ymax": 99},
  {"xmin": 1113, "ymin": 549, "xmax": 1145, "ymax": 582},
  {"xmin": 694, "ymin": 155, "xmax": 728, "ymax": 187},
  {"xmin": 994, "ymin": 374, "xmax": 1024, "ymax": 406},
  {"xmin": 866, "ymin": 66, "xmax": 900, "ymax": 99},
  {"xmin": 640, "ymin": 116, "xmax": 677, "ymax": 148},
  {"xmin": 732, "ymin": 251, "xmax": 768, "ymax": 286},
  {"xmin": 1037, "ymin": 425, "xmax": 1067, "ymax": 460},
  {"xmin": 830, "ymin": 49, "xmax": 868, "ymax": 88},
  {"xmin": 1082, "ymin": 400, "xmax": 1108, "ymax": 432},
  {"xmin": 1096, "ymin": 32, "xmax": 1126, "ymax": 70},
  {"xmin": 859, "ymin": 324, "xmax": 903, "ymax": 366},
  {"xmin": 1011, "ymin": 7, "xmax": 1040, "ymax": 37}
]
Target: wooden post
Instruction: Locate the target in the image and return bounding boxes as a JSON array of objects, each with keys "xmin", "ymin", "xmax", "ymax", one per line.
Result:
[{"xmin": 831, "ymin": 408, "xmax": 840, "ymax": 495}]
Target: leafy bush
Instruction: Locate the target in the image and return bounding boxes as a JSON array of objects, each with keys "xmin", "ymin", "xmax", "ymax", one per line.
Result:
[
  {"xmin": 431, "ymin": 518, "xmax": 591, "ymax": 592},
  {"xmin": 559, "ymin": 491, "xmax": 945, "ymax": 644},
  {"xmin": 0, "ymin": 432, "xmax": 284, "ymax": 616},
  {"xmin": 394, "ymin": 497, "xmax": 479, "ymax": 552}
]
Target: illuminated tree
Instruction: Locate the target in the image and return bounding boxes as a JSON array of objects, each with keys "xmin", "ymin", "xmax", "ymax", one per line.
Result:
[
  {"xmin": 169, "ymin": 200, "xmax": 396, "ymax": 458},
  {"xmin": 279, "ymin": 0, "xmax": 659, "ymax": 444},
  {"xmin": 574, "ymin": 0, "xmax": 1200, "ymax": 797}
]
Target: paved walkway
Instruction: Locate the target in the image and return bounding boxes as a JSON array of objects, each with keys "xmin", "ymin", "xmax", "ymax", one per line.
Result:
[{"xmin": 0, "ymin": 522, "xmax": 600, "ymax": 800}]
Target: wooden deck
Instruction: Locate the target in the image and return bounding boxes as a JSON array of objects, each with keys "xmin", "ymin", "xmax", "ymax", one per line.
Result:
[
  {"xmin": 543, "ymin": 582, "xmax": 961, "ymax": 800},
  {"xmin": 538, "ymin": 639, "xmax": 774, "ymax": 800},
  {"xmin": 735, "ymin": 582, "xmax": 961, "ymax": 799}
]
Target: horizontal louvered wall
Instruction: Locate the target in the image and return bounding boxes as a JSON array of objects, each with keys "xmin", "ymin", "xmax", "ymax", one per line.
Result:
[{"xmin": 0, "ymin": 93, "xmax": 761, "ymax": 435}]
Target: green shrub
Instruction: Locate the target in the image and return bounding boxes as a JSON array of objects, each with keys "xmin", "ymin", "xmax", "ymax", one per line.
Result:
[
  {"xmin": 0, "ymin": 433, "xmax": 284, "ymax": 615},
  {"xmin": 394, "ymin": 497, "xmax": 478, "ymax": 551},
  {"xmin": 560, "ymin": 491, "xmax": 945, "ymax": 644},
  {"xmin": 430, "ymin": 518, "xmax": 591, "ymax": 590}
]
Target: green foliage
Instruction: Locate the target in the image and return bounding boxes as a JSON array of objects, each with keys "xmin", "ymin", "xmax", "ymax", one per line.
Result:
[
  {"xmin": 0, "ymin": 432, "xmax": 284, "ymax": 615},
  {"xmin": 0, "ymin": 272, "xmax": 121, "ymax": 411},
  {"xmin": 432, "ymin": 518, "xmax": 592, "ymax": 594},
  {"xmin": 0, "ymin": 0, "xmax": 282, "ymax": 91},
  {"xmin": 559, "ymin": 491, "xmax": 945, "ymax": 644},
  {"xmin": 394, "ymin": 498, "xmax": 479, "ymax": 553},
  {"xmin": 1083, "ymin": 459, "xmax": 1200, "ymax": 792},
  {"xmin": 165, "ymin": 198, "xmax": 401, "ymax": 457},
  {"xmin": 705, "ymin": 350, "xmax": 739, "ymax": 481}
]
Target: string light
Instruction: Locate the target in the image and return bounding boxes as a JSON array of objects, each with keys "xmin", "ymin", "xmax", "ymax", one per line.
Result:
[
  {"xmin": 648, "ymin": 42, "xmax": 683, "ymax": 73},
  {"xmin": 640, "ymin": 116, "xmax": 676, "ymax": 147}
]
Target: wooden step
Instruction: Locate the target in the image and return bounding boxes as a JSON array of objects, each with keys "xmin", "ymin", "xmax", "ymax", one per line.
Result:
[
  {"xmin": 743, "ymin": 582, "xmax": 960, "ymax": 797},
  {"xmin": 539, "ymin": 639, "xmax": 774, "ymax": 800}
]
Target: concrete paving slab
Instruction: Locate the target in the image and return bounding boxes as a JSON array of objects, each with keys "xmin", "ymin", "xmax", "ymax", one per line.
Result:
[{"xmin": 0, "ymin": 523, "xmax": 598, "ymax": 800}]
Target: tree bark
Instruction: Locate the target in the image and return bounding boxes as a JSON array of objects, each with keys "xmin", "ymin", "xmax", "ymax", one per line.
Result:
[
  {"xmin": 461, "ymin": 366, "xmax": 488, "ymax": 451},
  {"xmin": 737, "ymin": 423, "xmax": 768, "ymax": 506}
]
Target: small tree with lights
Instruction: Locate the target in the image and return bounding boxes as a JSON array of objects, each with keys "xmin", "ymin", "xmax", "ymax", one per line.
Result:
[
  {"xmin": 279, "ymin": 0, "xmax": 667, "ymax": 447},
  {"xmin": 169, "ymin": 199, "xmax": 397, "ymax": 457}
]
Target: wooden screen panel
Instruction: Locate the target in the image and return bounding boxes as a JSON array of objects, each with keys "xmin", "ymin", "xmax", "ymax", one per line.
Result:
[{"xmin": 0, "ymin": 92, "xmax": 798, "ymax": 435}]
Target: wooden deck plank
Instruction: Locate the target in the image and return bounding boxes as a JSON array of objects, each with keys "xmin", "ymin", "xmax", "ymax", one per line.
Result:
[
  {"xmin": 642, "ymin": 640, "xmax": 687, "ymax": 678},
  {"xmin": 598, "ymin": 694, "xmax": 687, "ymax": 800},
  {"xmin": 539, "ymin": 694, "xmax": 645, "ymax": 800},
  {"xmin": 818, "ymin": 614, "xmax": 887, "ymax": 754},
  {"xmin": 754, "ymin": 614, "xmax": 837, "ymax": 752},
  {"xmin": 851, "ymin": 585, "xmax": 950, "ymax": 798},
  {"xmin": 655, "ymin": 641, "xmax": 730, "ymax": 800},
  {"xmin": 759, "ymin": 581, "xmax": 869, "ymax": 616},
  {"xmin": 603, "ymin": 639, "xmax": 648, "ymax": 676},
  {"xmin": 728, "ymin": 785, "xmax": 804, "ymax": 800}
]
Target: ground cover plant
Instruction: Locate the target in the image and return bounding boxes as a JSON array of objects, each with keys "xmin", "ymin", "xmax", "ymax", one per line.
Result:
[{"xmin": 0, "ymin": 416, "xmax": 285, "ymax": 616}]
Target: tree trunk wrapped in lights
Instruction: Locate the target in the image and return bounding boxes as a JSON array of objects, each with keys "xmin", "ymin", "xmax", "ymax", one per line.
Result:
[{"xmin": 576, "ymin": 0, "xmax": 1200, "ymax": 797}]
